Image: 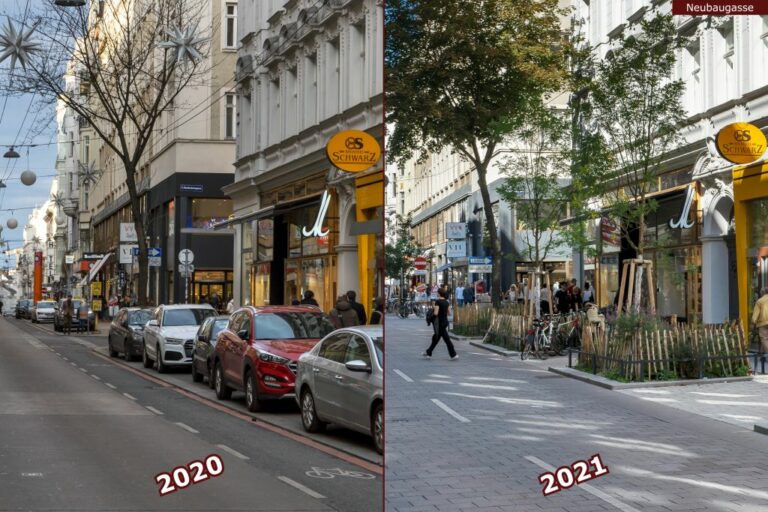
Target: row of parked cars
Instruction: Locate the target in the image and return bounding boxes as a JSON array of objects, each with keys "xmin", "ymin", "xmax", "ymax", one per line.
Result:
[
  {"xmin": 107, "ymin": 303, "xmax": 383, "ymax": 453},
  {"xmin": 14, "ymin": 298, "xmax": 96, "ymax": 330}
]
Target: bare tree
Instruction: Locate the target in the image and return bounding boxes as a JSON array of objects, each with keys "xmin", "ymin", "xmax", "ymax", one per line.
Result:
[{"xmin": 1, "ymin": 0, "xmax": 212, "ymax": 305}]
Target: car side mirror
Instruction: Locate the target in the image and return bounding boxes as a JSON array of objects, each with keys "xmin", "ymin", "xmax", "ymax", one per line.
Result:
[
  {"xmin": 237, "ymin": 329, "xmax": 249, "ymax": 341},
  {"xmin": 345, "ymin": 360, "xmax": 372, "ymax": 373},
  {"xmin": 147, "ymin": 320, "xmax": 159, "ymax": 327},
  {"xmin": 197, "ymin": 334, "xmax": 207, "ymax": 342}
]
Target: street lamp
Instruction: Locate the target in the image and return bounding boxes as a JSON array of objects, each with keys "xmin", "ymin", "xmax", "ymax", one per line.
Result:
[
  {"xmin": 54, "ymin": 0, "xmax": 86, "ymax": 6},
  {"xmin": 3, "ymin": 147, "xmax": 19, "ymax": 158}
]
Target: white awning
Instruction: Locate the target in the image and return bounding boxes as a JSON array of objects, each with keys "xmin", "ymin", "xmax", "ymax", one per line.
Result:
[{"xmin": 87, "ymin": 253, "xmax": 112, "ymax": 283}]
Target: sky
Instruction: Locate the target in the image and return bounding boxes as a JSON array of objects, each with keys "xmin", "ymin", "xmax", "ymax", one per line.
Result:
[{"xmin": 0, "ymin": 1, "xmax": 63, "ymax": 268}]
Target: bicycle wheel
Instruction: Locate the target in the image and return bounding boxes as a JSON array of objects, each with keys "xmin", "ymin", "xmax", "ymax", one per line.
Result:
[
  {"xmin": 398, "ymin": 304, "xmax": 409, "ymax": 318},
  {"xmin": 521, "ymin": 335, "xmax": 533, "ymax": 360},
  {"xmin": 535, "ymin": 335, "xmax": 549, "ymax": 360}
]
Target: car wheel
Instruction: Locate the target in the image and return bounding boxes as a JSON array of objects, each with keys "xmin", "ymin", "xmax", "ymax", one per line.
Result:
[
  {"xmin": 108, "ymin": 341, "xmax": 118, "ymax": 358},
  {"xmin": 191, "ymin": 361, "xmax": 203, "ymax": 383},
  {"xmin": 372, "ymin": 402, "xmax": 383, "ymax": 454},
  {"xmin": 123, "ymin": 339, "xmax": 133, "ymax": 362},
  {"xmin": 208, "ymin": 362, "xmax": 215, "ymax": 389},
  {"xmin": 214, "ymin": 362, "xmax": 232, "ymax": 400},
  {"xmin": 300, "ymin": 388, "xmax": 325, "ymax": 433},
  {"xmin": 245, "ymin": 370, "xmax": 264, "ymax": 412},
  {"xmin": 155, "ymin": 345, "xmax": 167, "ymax": 373},
  {"xmin": 142, "ymin": 344, "xmax": 153, "ymax": 368}
]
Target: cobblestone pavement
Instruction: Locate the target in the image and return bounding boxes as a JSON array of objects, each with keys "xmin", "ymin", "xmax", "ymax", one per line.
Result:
[
  {"xmin": 385, "ymin": 315, "xmax": 768, "ymax": 512},
  {"xmin": 617, "ymin": 376, "xmax": 768, "ymax": 429}
]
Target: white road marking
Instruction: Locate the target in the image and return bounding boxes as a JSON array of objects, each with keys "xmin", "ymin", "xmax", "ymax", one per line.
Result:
[
  {"xmin": 175, "ymin": 422, "xmax": 199, "ymax": 434},
  {"xmin": 431, "ymin": 399, "xmax": 470, "ymax": 423},
  {"xmin": 459, "ymin": 382, "xmax": 518, "ymax": 392},
  {"xmin": 54, "ymin": 352, "xmax": 60, "ymax": 356},
  {"xmin": 393, "ymin": 369, "xmax": 413, "ymax": 382},
  {"xmin": 123, "ymin": 393, "xmax": 137, "ymax": 401},
  {"xmin": 277, "ymin": 476, "xmax": 326, "ymax": 499},
  {"xmin": 697, "ymin": 400, "xmax": 768, "ymax": 407},
  {"xmin": 217, "ymin": 444, "xmax": 249, "ymax": 460},
  {"xmin": 145, "ymin": 406, "xmax": 164, "ymax": 415},
  {"xmin": 421, "ymin": 379, "xmax": 453, "ymax": 384},
  {"xmin": 525, "ymin": 455, "xmax": 642, "ymax": 512},
  {"xmin": 620, "ymin": 465, "xmax": 768, "ymax": 501},
  {"xmin": 689, "ymin": 392, "xmax": 759, "ymax": 398},
  {"xmin": 70, "ymin": 362, "xmax": 77, "ymax": 366},
  {"xmin": 90, "ymin": 374, "xmax": 101, "ymax": 381},
  {"xmin": 428, "ymin": 374, "xmax": 451, "ymax": 379},
  {"xmin": 467, "ymin": 376, "xmax": 525, "ymax": 384},
  {"xmin": 21, "ymin": 472, "xmax": 43, "ymax": 477},
  {"xmin": 104, "ymin": 383, "xmax": 116, "ymax": 390},
  {"xmin": 79, "ymin": 368, "xmax": 88, "ymax": 373},
  {"xmin": 62, "ymin": 357, "xmax": 68, "ymax": 361}
]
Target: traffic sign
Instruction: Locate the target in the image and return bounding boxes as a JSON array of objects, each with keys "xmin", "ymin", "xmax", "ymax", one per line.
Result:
[
  {"xmin": 148, "ymin": 247, "xmax": 162, "ymax": 258},
  {"xmin": 414, "ymin": 256, "xmax": 427, "ymax": 270},
  {"xmin": 178, "ymin": 249, "xmax": 194, "ymax": 264},
  {"xmin": 178, "ymin": 263, "xmax": 194, "ymax": 276},
  {"xmin": 469, "ymin": 256, "xmax": 492, "ymax": 274}
]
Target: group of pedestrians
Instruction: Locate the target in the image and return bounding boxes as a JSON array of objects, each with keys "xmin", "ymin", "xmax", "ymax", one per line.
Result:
[
  {"xmin": 60, "ymin": 294, "xmax": 90, "ymax": 335},
  {"xmin": 296, "ymin": 289, "xmax": 384, "ymax": 328}
]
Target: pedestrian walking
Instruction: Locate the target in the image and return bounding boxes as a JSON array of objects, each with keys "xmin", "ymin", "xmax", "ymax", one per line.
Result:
[
  {"xmin": 582, "ymin": 282, "xmax": 594, "ymax": 304},
  {"xmin": 346, "ymin": 290, "xmax": 367, "ymax": 325},
  {"xmin": 539, "ymin": 283, "xmax": 551, "ymax": 315},
  {"xmin": 329, "ymin": 295, "xmax": 360, "ymax": 328},
  {"xmin": 63, "ymin": 294, "xmax": 73, "ymax": 335},
  {"xmin": 422, "ymin": 288, "xmax": 458, "ymax": 360},
  {"xmin": 554, "ymin": 282, "xmax": 569, "ymax": 314},
  {"xmin": 455, "ymin": 283, "xmax": 465, "ymax": 306},
  {"xmin": 506, "ymin": 284, "xmax": 517, "ymax": 303},
  {"xmin": 77, "ymin": 301, "xmax": 89, "ymax": 334},
  {"xmin": 752, "ymin": 287, "xmax": 768, "ymax": 354},
  {"xmin": 210, "ymin": 292, "xmax": 221, "ymax": 312},
  {"xmin": 226, "ymin": 296, "xmax": 235, "ymax": 314},
  {"xmin": 301, "ymin": 290, "xmax": 319, "ymax": 306},
  {"xmin": 464, "ymin": 284, "xmax": 475, "ymax": 304}
]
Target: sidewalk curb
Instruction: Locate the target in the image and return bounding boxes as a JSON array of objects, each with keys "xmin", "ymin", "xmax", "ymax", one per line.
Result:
[
  {"xmin": 754, "ymin": 424, "xmax": 768, "ymax": 436},
  {"xmin": 468, "ymin": 341, "xmax": 518, "ymax": 357},
  {"xmin": 89, "ymin": 346, "xmax": 382, "ymax": 467},
  {"xmin": 549, "ymin": 366, "xmax": 753, "ymax": 390}
]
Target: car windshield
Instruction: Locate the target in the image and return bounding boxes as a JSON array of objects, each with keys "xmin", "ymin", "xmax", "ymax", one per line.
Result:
[
  {"xmin": 254, "ymin": 312, "xmax": 335, "ymax": 340},
  {"xmin": 211, "ymin": 319, "xmax": 228, "ymax": 339},
  {"xmin": 37, "ymin": 302, "xmax": 55, "ymax": 308},
  {"xmin": 372, "ymin": 336, "xmax": 383, "ymax": 366},
  {"xmin": 163, "ymin": 308, "xmax": 214, "ymax": 327},
  {"xmin": 129, "ymin": 310, "xmax": 153, "ymax": 326}
]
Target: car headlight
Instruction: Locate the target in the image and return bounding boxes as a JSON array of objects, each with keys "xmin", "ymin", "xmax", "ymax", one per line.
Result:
[
  {"xmin": 258, "ymin": 351, "xmax": 290, "ymax": 365},
  {"xmin": 165, "ymin": 337, "xmax": 183, "ymax": 345}
]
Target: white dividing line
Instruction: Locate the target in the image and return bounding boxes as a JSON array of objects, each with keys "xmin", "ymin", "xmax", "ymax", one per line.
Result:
[
  {"xmin": 62, "ymin": 357, "xmax": 68, "ymax": 361},
  {"xmin": 393, "ymin": 369, "xmax": 414, "ymax": 382},
  {"xmin": 123, "ymin": 393, "xmax": 137, "ymax": 401},
  {"xmin": 175, "ymin": 422, "xmax": 199, "ymax": 434},
  {"xmin": 104, "ymin": 383, "xmax": 116, "ymax": 390},
  {"xmin": 217, "ymin": 444, "xmax": 249, "ymax": 460},
  {"xmin": 431, "ymin": 399, "xmax": 470, "ymax": 423},
  {"xmin": 145, "ymin": 406, "xmax": 164, "ymax": 415},
  {"xmin": 90, "ymin": 374, "xmax": 101, "ymax": 381},
  {"xmin": 524, "ymin": 456, "xmax": 642, "ymax": 512},
  {"xmin": 79, "ymin": 368, "xmax": 88, "ymax": 373},
  {"xmin": 277, "ymin": 476, "xmax": 326, "ymax": 499},
  {"xmin": 54, "ymin": 352, "xmax": 61, "ymax": 356},
  {"xmin": 70, "ymin": 362, "xmax": 77, "ymax": 366}
]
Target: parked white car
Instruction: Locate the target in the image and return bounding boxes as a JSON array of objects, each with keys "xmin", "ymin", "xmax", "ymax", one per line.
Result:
[
  {"xmin": 31, "ymin": 300, "xmax": 57, "ymax": 323},
  {"xmin": 142, "ymin": 304, "xmax": 216, "ymax": 373}
]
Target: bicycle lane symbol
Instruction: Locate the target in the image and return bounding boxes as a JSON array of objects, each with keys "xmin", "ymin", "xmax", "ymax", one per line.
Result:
[{"xmin": 305, "ymin": 467, "xmax": 376, "ymax": 480}]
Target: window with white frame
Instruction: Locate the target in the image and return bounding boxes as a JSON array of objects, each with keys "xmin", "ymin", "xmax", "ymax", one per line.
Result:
[
  {"xmin": 225, "ymin": 3, "xmax": 237, "ymax": 49},
  {"xmin": 303, "ymin": 52, "xmax": 317, "ymax": 128},
  {"xmin": 84, "ymin": 135, "xmax": 90, "ymax": 164},
  {"xmin": 225, "ymin": 93, "xmax": 236, "ymax": 139},
  {"xmin": 68, "ymin": 132, "xmax": 74, "ymax": 158}
]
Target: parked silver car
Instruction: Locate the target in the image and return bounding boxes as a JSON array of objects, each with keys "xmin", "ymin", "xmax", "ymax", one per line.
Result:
[{"xmin": 295, "ymin": 325, "xmax": 383, "ymax": 454}]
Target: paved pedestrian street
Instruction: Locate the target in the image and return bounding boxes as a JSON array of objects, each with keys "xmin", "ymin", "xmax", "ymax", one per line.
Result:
[{"xmin": 385, "ymin": 316, "xmax": 768, "ymax": 512}]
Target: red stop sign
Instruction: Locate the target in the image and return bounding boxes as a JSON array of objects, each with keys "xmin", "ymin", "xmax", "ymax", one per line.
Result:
[{"xmin": 414, "ymin": 257, "xmax": 427, "ymax": 270}]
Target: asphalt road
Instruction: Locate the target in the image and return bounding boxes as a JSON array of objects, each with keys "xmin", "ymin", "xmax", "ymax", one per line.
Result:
[
  {"xmin": 385, "ymin": 315, "xmax": 768, "ymax": 512},
  {"xmin": 0, "ymin": 316, "xmax": 381, "ymax": 511}
]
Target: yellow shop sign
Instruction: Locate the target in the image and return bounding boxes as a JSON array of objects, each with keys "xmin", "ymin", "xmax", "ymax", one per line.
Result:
[
  {"xmin": 326, "ymin": 130, "xmax": 381, "ymax": 173},
  {"xmin": 716, "ymin": 122, "xmax": 767, "ymax": 165}
]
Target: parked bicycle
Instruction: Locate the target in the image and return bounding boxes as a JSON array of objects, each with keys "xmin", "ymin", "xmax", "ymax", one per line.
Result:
[{"xmin": 521, "ymin": 316, "xmax": 554, "ymax": 360}]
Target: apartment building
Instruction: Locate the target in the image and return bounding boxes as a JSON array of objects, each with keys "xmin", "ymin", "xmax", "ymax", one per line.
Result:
[{"xmin": 225, "ymin": 0, "xmax": 384, "ymax": 313}]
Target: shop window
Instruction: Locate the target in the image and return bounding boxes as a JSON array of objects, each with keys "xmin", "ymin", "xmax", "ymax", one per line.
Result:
[
  {"xmin": 241, "ymin": 251, "xmax": 253, "ymax": 305},
  {"xmin": 257, "ymin": 219, "xmax": 273, "ymax": 261},
  {"xmin": 187, "ymin": 198, "xmax": 233, "ymax": 229},
  {"xmin": 252, "ymin": 262, "xmax": 270, "ymax": 306},
  {"xmin": 168, "ymin": 200, "xmax": 175, "ymax": 236}
]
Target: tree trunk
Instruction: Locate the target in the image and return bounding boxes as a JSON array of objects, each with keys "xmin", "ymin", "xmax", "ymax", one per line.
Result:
[
  {"xmin": 123, "ymin": 160, "xmax": 149, "ymax": 306},
  {"xmin": 476, "ymin": 162, "xmax": 503, "ymax": 307}
]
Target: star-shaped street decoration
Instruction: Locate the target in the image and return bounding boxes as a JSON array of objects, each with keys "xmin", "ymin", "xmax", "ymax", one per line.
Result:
[
  {"xmin": 51, "ymin": 193, "xmax": 65, "ymax": 209},
  {"xmin": 0, "ymin": 18, "xmax": 41, "ymax": 72},
  {"xmin": 157, "ymin": 23, "xmax": 207, "ymax": 64},
  {"xmin": 78, "ymin": 161, "xmax": 102, "ymax": 187}
]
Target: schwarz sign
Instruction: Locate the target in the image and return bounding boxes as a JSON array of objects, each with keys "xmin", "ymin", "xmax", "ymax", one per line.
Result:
[
  {"xmin": 326, "ymin": 130, "xmax": 381, "ymax": 173},
  {"xmin": 716, "ymin": 122, "xmax": 767, "ymax": 165}
]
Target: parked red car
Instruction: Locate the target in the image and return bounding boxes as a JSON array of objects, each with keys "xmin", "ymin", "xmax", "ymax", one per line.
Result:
[{"xmin": 213, "ymin": 305, "xmax": 336, "ymax": 412}]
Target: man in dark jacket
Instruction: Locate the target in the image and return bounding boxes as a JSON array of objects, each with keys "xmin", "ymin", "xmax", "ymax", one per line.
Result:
[
  {"xmin": 330, "ymin": 296, "xmax": 360, "ymax": 328},
  {"xmin": 301, "ymin": 290, "xmax": 319, "ymax": 306},
  {"xmin": 346, "ymin": 290, "xmax": 367, "ymax": 325}
]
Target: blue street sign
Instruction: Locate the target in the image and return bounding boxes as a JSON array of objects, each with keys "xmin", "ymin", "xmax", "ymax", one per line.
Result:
[
  {"xmin": 469, "ymin": 256, "xmax": 492, "ymax": 265},
  {"xmin": 180, "ymin": 184, "xmax": 204, "ymax": 192},
  {"xmin": 132, "ymin": 247, "xmax": 162, "ymax": 256}
]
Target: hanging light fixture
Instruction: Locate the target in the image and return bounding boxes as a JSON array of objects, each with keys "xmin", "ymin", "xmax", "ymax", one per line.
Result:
[
  {"xmin": 6, "ymin": 218, "xmax": 17, "ymax": 229},
  {"xmin": 0, "ymin": 181, "xmax": 7, "ymax": 188},
  {"xmin": 20, "ymin": 169, "xmax": 36, "ymax": 186},
  {"xmin": 54, "ymin": 0, "xmax": 86, "ymax": 6},
  {"xmin": 3, "ymin": 147, "xmax": 19, "ymax": 158}
]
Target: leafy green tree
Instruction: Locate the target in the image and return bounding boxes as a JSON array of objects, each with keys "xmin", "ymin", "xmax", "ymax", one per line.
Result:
[
  {"xmin": 499, "ymin": 107, "xmax": 569, "ymax": 273},
  {"xmin": 577, "ymin": 13, "xmax": 687, "ymax": 310},
  {"xmin": 385, "ymin": 213, "xmax": 421, "ymax": 298},
  {"xmin": 386, "ymin": 0, "xmax": 569, "ymax": 306}
]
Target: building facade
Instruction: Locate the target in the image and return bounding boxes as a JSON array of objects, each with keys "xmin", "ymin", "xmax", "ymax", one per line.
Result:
[
  {"xmin": 226, "ymin": 0, "xmax": 384, "ymax": 314},
  {"xmin": 574, "ymin": 2, "xmax": 768, "ymax": 330}
]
